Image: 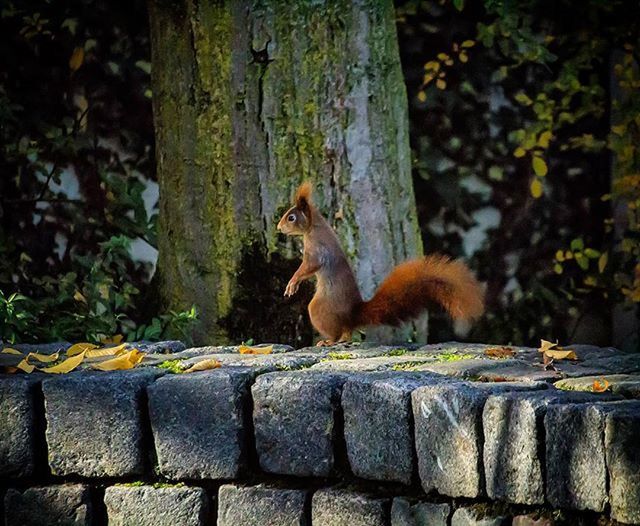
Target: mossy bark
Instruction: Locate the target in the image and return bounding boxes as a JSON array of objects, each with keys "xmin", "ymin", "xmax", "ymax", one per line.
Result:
[{"xmin": 149, "ymin": 0, "xmax": 424, "ymax": 345}]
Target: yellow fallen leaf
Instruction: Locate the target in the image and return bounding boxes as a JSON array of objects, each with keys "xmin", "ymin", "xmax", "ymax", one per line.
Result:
[
  {"xmin": 92, "ymin": 349, "xmax": 143, "ymax": 371},
  {"xmin": 538, "ymin": 339, "xmax": 558, "ymax": 353},
  {"xmin": 100, "ymin": 342, "xmax": 129, "ymax": 354},
  {"xmin": 100, "ymin": 334, "xmax": 124, "ymax": 344},
  {"xmin": 545, "ymin": 349, "xmax": 578, "ymax": 361},
  {"xmin": 184, "ymin": 359, "xmax": 222, "ymax": 373},
  {"xmin": 86, "ymin": 347, "xmax": 126, "ymax": 358},
  {"xmin": 16, "ymin": 359, "xmax": 35, "ymax": 373},
  {"xmin": 592, "ymin": 379, "xmax": 610, "ymax": 392},
  {"xmin": 67, "ymin": 342, "xmax": 98, "ymax": 356},
  {"xmin": 27, "ymin": 352, "xmax": 59, "ymax": 363},
  {"xmin": 238, "ymin": 345, "xmax": 273, "ymax": 355},
  {"xmin": 40, "ymin": 352, "xmax": 86, "ymax": 374},
  {"xmin": 1, "ymin": 348, "xmax": 23, "ymax": 355}
]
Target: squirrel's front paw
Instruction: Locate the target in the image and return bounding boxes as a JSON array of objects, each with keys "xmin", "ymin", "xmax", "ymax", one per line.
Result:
[{"xmin": 284, "ymin": 280, "xmax": 299, "ymax": 297}]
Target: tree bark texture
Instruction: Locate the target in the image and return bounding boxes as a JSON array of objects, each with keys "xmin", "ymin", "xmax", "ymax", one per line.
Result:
[{"xmin": 148, "ymin": 0, "xmax": 424, "ymax": 345}]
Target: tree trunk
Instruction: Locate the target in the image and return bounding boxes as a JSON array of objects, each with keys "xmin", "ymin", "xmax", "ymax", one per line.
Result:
[{"xmin": 148, "ymin": 0, "xmax": 424, "ymax": 345}]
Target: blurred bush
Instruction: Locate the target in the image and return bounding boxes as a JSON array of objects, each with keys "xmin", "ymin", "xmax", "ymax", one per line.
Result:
[
  {"xmin": 398, "ymin": 0, "xmax": 640, "ymax": 348},
  {"xmin": 0, "ymin": 0, "xmax": 195, "ymax": 343}
]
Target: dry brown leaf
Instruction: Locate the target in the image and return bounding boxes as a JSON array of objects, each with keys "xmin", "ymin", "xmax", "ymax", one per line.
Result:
[
  {"xmin": 1, "ymin": 347, "xmax": 23, "ymax": 355},
  {"xmin": 184, "ymin": 359, "xmax": 222, "ymax": 373},
  {"xmin": 484, "ymin": 347, "xmax": 516, "ymax": 358},
  {"xmin": 545, "ymin": 349, "xmax": 578, "ymax": 361},
  {"xmin": 66, "ymin": 342, "xmax": 98, "ymax": 356},
  {"xmin": 92, "ymin": 349, "xmax": 143, "ymax": 371},
  {"xmin": 538, "ymin": 339, "xmax": 558, "ymax": 353},
  {"xmin": 592, "ymin": 379, "xmax": 610, "ymax": 393},
  {"xmin": 40, "ymin": 352, "xmax": 86, "ymax": 374},
  {"xmin": 27, "ymin": 352, "xmax": 59, "ymax": 363},
  {"xmin": 538, "ymin": 339, "xmax": 578, "ymax": 362},
  {"xmin": 238, "ymin": 345, "xmax": 273, "ymax": 355}
]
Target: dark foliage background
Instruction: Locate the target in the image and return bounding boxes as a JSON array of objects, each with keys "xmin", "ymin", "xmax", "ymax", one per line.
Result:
[
  {"xmin": 1, "ymin": 0, "xmax": 638, "ymax": 348},
  {"xmin": 398, "ymin": 0, "xmax": 640, "ymax": 348},
  {"xmin": 0, "ymin": 0, "xmax": 195, "ymax": 343}
]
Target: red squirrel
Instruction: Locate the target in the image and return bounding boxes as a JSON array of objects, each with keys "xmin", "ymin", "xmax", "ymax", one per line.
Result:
[{"xmin": 277, "ymin": 182, "xmax": 485, "ymax": 345}]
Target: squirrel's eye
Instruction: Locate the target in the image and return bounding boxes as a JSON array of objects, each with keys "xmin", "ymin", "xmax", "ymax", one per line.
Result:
[{"xmin": 287, "ymin": 214, "xmax": 296, "ymax": 222}]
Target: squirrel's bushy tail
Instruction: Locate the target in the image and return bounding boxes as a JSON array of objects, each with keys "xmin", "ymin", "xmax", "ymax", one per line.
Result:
[{"xmin": 354, "ymin": 255, "xmax": 484, "ymax": 328}]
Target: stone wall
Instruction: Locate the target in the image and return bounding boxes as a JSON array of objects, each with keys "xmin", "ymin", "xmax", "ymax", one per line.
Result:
[{"xmin": 2, "ymin": 341, "xmax": 640, "ymax": 525}]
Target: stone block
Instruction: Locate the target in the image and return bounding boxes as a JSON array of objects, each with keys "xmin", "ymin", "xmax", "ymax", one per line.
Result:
[
  {"xmin": 544, "ymin": 402, "xmax": 640, "ymax": 511},
  {"xmin": 4, "ymin": 484, "xmax": 91, "ymax": 526},
  {"xmin": 217, "ymin": 484, "xmax": 308, "ymax": 526},
  {"xmin": 605, "ymin": 405, "xmax": 640, "ymax": 524},
  {"xmin": 183, "ymin": 343, "xmax": 294, "ymax": 354},
  {"xmin": 135, "ymin": 340, "xmax": 186, "ymax": 354},
  {"xmin": 148, "ymin": 368, "xmax": 254, "ymax": 479},
  {"xmin": 0, "ymin": 376, "xmax": 39, "ymax": 478},
  {"xmin": 180, "ymin": 352, "xmax": 319, "ymax": 371},
  {"xmin": 252, "ymin": 371, "xmax": 348, "ymax": 477},
  {"xmin": 451, "ymin": 506, "xmax": 509, "ymax": 526},
  {"xmin": 43, "ymin": 369, "xmax": 161, "ymax": 477},
  {"xmin": 104, "ymin": 484, "xmax": 209, "ymax": 526},
  {"xmin": 483, "ymin": 390, "xmax": 612, "ymax": 504},
  {"xmin": 312, "ymin": 488, "xmax": 389, "ymax": 526},
  {"xmin": 342, "ymin": 372, "xmax": 443, "ymax": 484},
  {"xmin": 391, "ymin": 497, "xmax": 449, "ymax": 526},
  {"xmin": 311, "ymin": 355, "xmax": 434, "ymax": 372},
  {"xmin": 412, "ymin": 381, "xmax": 545, "ymax": 498}
]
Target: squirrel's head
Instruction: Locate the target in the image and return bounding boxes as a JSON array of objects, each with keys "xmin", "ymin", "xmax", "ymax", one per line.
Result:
[{"xmin": 277, "ymin": 181, "xmax": 313, "ymax": 235}]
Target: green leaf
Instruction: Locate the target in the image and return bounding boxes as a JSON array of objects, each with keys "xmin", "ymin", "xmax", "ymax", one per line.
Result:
[
  {"xmin": 598, "ymin": 252, "xmax": 608, "ymax": 273},
  {"xmin": 135, "ymin": 60, "xmax": 151, "ymax": 75},
  {"xmin": 584, "ymin": 248, "xmax": 600, "ymax": 259},
  {"xmin": 452, "ymin": 0, "xmax": 465, "ymax": 11},
  {"xmin": 538, "ymin": 131, "xmax": 552, "ymax": 148},
  {"xmin": 515, "ymin": 92, "xmax": 533, "ymax": 106},
  {"xmin": 488, "ymin": 166, "xmax": 504, "ymax": 181},
  {"xmin": 576, "ymin": 254, "xmax": 589, "ymax": 271},
  {"xmin": 570, "ymin": 238, "xmax": 584, "ymax": 251},
  {"xmin": 530, "ymin": 178, "xmax": 543, "ymax": 198},
  {"xmin": 532, "ymin": 157, "xmax": 548, "ymax": 176}
]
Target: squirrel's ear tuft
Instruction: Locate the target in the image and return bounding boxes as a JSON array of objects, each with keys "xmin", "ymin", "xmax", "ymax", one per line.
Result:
[{"xmin": 295, "ymin": 181, "xmax": 313, "ymax": 211}]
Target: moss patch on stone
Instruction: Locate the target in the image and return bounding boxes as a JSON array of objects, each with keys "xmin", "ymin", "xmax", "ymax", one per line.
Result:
[
  {"xmin": 157, "ymin": 360, "xmax": 186, "ymax": 374},
  {"xmin": 322, "ymin": 352, "xmax": 356, "ymax": 361},
  {"xmin": 384, "ymin": 348, "xmax": 408, "ymax": 356}
]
